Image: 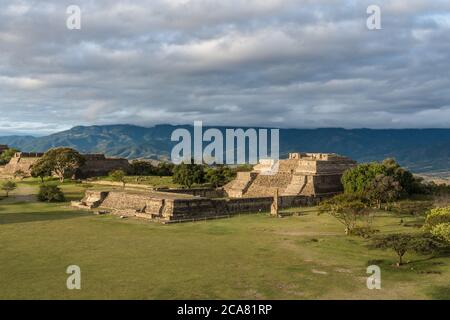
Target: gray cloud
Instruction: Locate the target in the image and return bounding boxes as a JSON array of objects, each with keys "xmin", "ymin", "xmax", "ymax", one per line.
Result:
[{"xmin": 1, "ymin": 0, "xmax": 450, "ymax": 134}]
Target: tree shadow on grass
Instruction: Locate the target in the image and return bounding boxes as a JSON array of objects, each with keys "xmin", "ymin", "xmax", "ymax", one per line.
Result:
[{"xmin": 0, "ymin": 210, "xmax": 88, "ymax": 225}]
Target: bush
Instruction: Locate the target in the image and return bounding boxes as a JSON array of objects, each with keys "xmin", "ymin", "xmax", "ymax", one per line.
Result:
[
  {"xmin": 37, "ymin": 184, "xmax": 65, "ymax": 202},
  {"xmin": 370, "ymin": 233, "xmax": 444, "ymax": 266},
  {"xmin": 430, "ymin": 223, "xmax": 450, "ymax": 244},
  {"xmin": 423, "ymin": 206, "xmax": 450, "ymax": 231},
  {"xmin": 318, "ymin": 193, "xmax": 370, "ymax": 235},
  {"xmin": 352, "ymin": 226, "xmax": 380, "ymax": 239},
  {"xmin": 1, "ymin": 180, "xmax": 17, "ymax": 197},
  {"xmin": 341, "ymin": 159, "xmax": 418, "ymax": 201},
  {"xmin": 173, "ymin": 162, "xmax": 205, "ymax": 188},
  {"xmin": 109, "ymin": 169, "xmax": 126, "ymax": 187}
]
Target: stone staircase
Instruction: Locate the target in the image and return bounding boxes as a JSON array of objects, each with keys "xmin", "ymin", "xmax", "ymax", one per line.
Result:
[
  {"xmin": 283, "ymin": 175, "xmax": 308, "ymax": 195},
  {"xmin": 224, "ymin": 172, "xmax": 257, "ymax": 198}
]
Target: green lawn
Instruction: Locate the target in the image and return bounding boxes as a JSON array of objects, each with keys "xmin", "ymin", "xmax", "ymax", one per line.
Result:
[{"xmin": 0, "ymin": 180, "xmax": 449, "ymax": 299}]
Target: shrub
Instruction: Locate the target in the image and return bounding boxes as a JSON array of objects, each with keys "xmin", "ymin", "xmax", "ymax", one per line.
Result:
[
  {"xmin": 37, "ymin": 184, "xmax": 65, "ymax": 202},
  {"xmin": 1, "ymin": 180, "xmax": 17, "ymax": 197},
  {"xmin": 109, "ymin": 169, "xmax": 126, "ymax": 187},
  {"xmin": 205, "ymin": 165, "xmax": 235, "ymax": 187},
  {"xmin": 352, "ymin": 226, "xmax": 380, "ymax": 239},
  {"xmin": 370, "ymin": 233, "xmax": 444, "ymax": 266},
  {"xmin": 173, "ymin": 162, "xmax": 205, "ymax": 188},
  {"xmin": 423, "ymin": 206, "xmax": 450, "ymax": 231},
  {"xmin": 318, "ymin": 193, "xmax": 370, "ymax": 235},
  {"xmin": 430, "ymin": 223, "xmax": 450, "ymax": 244}
]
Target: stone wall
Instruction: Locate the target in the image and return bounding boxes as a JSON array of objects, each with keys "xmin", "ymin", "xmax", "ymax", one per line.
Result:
[
  {"xmin": 155, "ymin": 187, "xmax": 226, "ymax": 198},
  {"xmin": 2, "ymin": 151, "xmax": 129, "ymax": 178},
  {"xmin": 4, "ymin": 152, "xmax": 44, "ymax": 176},
  {"xmin": 73, "ymin": 189, "xmax": 330, "ymax": 223},
  {"xmin": 75, "ymin": 157, "xmax": 130, "ymax": 179}
]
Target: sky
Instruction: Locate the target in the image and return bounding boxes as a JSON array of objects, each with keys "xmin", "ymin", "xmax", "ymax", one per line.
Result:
[{"xmin": 0, "ymin": 0, "xmax": 450, "ymax": 135}]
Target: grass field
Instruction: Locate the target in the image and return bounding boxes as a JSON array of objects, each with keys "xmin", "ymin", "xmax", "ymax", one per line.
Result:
[{"xmin": 0, "ymin": 179, "xmax": 449, "ymax": 299}]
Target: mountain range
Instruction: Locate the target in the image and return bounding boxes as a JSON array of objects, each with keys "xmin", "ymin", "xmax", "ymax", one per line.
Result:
[{"xmin": 1, "ymin": 124, "xmax": 449, "ymax": 174}]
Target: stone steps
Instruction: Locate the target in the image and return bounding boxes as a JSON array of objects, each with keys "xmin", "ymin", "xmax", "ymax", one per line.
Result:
[
  {"xmin": 283, "ymin": 175, "xmax": 308, "ymax": 195},
  {"xmin": 224, "ymin": 172, "xmax": 256, "ymax": 197}
]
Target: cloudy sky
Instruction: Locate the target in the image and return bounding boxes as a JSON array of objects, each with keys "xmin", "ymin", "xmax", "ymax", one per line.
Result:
[{"xmin": 0, "ymin": 0, "xmax": 449, "ymax": 135}]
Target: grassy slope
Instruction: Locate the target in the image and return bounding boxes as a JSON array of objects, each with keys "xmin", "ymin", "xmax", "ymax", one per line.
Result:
[{"xmin": 0, "ymin": 180, "xmax": 449, "ymax": 299}]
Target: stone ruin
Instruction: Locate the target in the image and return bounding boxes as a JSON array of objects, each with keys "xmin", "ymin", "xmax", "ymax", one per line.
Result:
[
  {"xmin": 72, "ymin": 189, "xmax": 326, "ymax": 224},
  {"xmin": 74, "ymin": 154, "xmax": 130, "ymax": 179},
  {"xmin": 72, "ymin": 152, "xmax": 356, "ymax": 223},
  {"xmin": 2, "ymin": 151, "xmax": 130, "ymax": 178},
  {"xmin": 3, "ymin": 152, "xmax": 44, "ymax": 175},
  {"xmin": 224, "ymin": 152, "xmax": 356, "ymax": 198}
]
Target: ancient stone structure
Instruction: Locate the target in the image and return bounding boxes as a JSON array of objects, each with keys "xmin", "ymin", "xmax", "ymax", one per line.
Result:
[
  {"xmin": 4, "ymin": 152, "xmax": 44, "ymax": 175},
  {"xmin": 3, "ymin": 152, "xmax": 130, "ymax": 178},
  {"xmin": 270, "ymin": 189, "xmax": 279, "ymax": 217},
  {"xmin": 73, "ymin": 190, "xmax": 326, "ymax": 223},
  {"xmin": 74, "ymin": 154, "xmax": 130, "ymax": 179},
  {"xmin": 71, "ymin": 151, "xmax": 356, "ymax": 224},
  {"xmin": 224, "ymin": 152, "xmax": 356, "ymax": 198}
]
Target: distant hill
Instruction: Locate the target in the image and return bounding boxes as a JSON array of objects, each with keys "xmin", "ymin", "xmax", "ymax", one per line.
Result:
[{"xmin": 1, "ymin": 124, "xmax": 450, "ymax": 173}]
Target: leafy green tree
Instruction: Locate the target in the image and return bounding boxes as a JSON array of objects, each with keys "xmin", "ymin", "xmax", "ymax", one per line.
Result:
[
  {"xmin": 0, "ymin": 148, "xmax": 19, "ymax": 165},
  {"xmin": 205, "ymin": 165, "xmax": 234, "ymax": 187},
  {"xmin": 365, "ymin": 174, "xmax": 402, "ymax": 209},
  {"xmin": 39, "ymin": 148, "xmax": 85, "ymax": 182},
  {"xmin": 342, "ymin": 159, "xmax": 418, "ymax": 200},
  {"xmin": 156, "ymin": 162, "xmax": 174, "ymax": 176},
  {"xmin": 319, "ymin": 193, "xmax": 370, "ymax": 235},
  {"xmin": 430, "ymin": 223, "xmax": 450, "ymax": 244},
  {"xmin": 30, "ymin": 157, "xmax": 53, "ymax": 182},
  {"xmin": 1, "ymin": 180, "xmax": 17, "ymax": 197},
  {"xmin": 37, "ymin": 184, "xmax": 65, "ymax": 202},
  {"xmin": 172, "ymin": 161, "xmax": 205, "ymax": 188},
  {"xmin": 382, "ymin": 158, "xmax": 417, "ymax": 195},
  {"xmin": 109, "ymin": 169, "xmax": 127, "ymax": 188},
  {"xmin": 423, "ymin": 206, "xmax": 450, "ymax": 231},
  {"xmin": 130, "ymin": 160, "xmax": 157, "ymax": 176},
  {"xmin": 370, "ymin": 233, "xmax": 444, "ymax": 266}
]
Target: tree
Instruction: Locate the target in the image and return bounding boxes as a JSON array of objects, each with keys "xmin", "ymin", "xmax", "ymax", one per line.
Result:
[
  {"xmin": 365, "ymin": 174, "xmax": 402, "ymax": 209},
  {"xmin": 342, "ymin": 159, "xmax": 418, "ymax": 201},
  {"xmin": 39, "ymin": 148, "xmax": 85, "ymax": 182},
  {"xmin": 13, "ymin": 169, "xmax": 27, "ymax": 180},
  {"xmin": 319, "ymin": 193, "xmax": 370, "ymax": 235},
  {"xmin": 423, "ymin": 206, "xmax": 450, "ymax": 231},
  {"xmin": 37, "ymin": 184, "xmax": 65, "ymax": 202},
  {"xmin": 370, "ymin": 233, "xmax": 444, "ymax": 266},
  {"xmin": 30, "ymin": 157, "xmax": 53, "ymax": 182},
  {"xmin": 0, "ymin": 148, "xmax": 19, "ymax": 165},
  {"xmin": 430, "ymin": 223, "xmax": 450, "ymax": 244},
  {"xmin": 109, "ymin": 169, "xmax": 126, "ymax": 188},
  {"xmin": 205, "ymin": 165, "xmax": 234, "ymax": 187},
  {"xmin": 172, "ymin": 161, "xmax": 205, "ymax": 188},
  {"xmin": 156, "ymin": 162, "xmax": 174, "ymax": 176},
  {"xmin": 423, "ymin": 206, "xmax": 450, "ymax": 245},
  {"xmin": 1, "ymin": 180, "xmax": 17, "ymax": 197},
  {"xmin": 342, "ymin": 162, "xmax": 386, "ymax": 194},
  {"xmin": 130, "ymin": 160, "xmax": 157, "ymax": 176}
]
